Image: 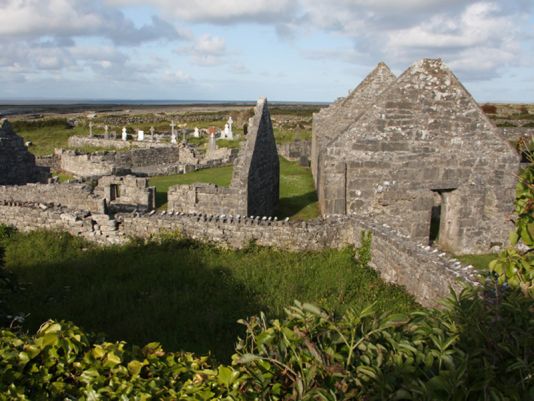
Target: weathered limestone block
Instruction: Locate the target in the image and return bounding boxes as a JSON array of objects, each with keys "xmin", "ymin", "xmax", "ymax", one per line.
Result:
[{"xmin": 320, "ymin": 59, "xmax": 520, "ymax": 254}]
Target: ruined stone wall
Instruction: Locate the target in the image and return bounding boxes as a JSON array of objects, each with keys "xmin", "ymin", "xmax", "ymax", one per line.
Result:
[
  {"xmin": 231, "ymin": 98, "xmax": 280, "ymax": 216},
  {"xmin": 0, "ymin": 203, "xmax": 121, "ymax": 245},
  {"xmin": 95, "ymin": 175, "xmax": 156, "ymax": 212},
  {"xmin": 68, "ymin": 136, "xmax": 173, "ymax": 150},
  {"xmin": 58, "ymin": 146, "xmax": 195, "ymax": 177},
  {"xmin": 0, "ymin": 119, "xmax": 50, "ymax": 185},
  {"xmin": 0, "ymin": 200, "xmax": 479, "ymax": 306},
  {"xmin": 167, "ymin": 184, "xmax": 241, "ymax": 216},
  {"xmin": 322, "ymin": 59, "xmax": 519, "ymax": 254},
  {"xmin": 277, "ymin": 140, "xmax": 311, "ymax": 162},
  {"xmin": 311, "ymin": 63, "xmax": 396, "ymax": 185},
  {"xmin": 0, "ymin": 183, "xmax": 106, "ymax": 213},
  {"xmin": 168, "ymin": 98, "xmax": 279, "ymax": 217}
]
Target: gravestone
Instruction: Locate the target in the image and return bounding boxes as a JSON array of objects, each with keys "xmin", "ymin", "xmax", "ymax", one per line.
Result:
[
  {"xmin": 137, "ymin": 130, "xmax": 145, "ymax": 141},
  {"xmin": 193, "ymin": 127, "xmax": 200, "ymax": 138},
  {"xmin": 88, "ymin": 121, "xmax": 93, "ymax": 138},
  {"xmin": 104, "ymin": 125, "xmax": 109, "ymax": 139},
  {"xmin": 207, "ymin": 128, "xmax": 217, "ymax": 154},
  {"xmin": 149, "ymin": 127, "xmax": 155, "ymax": 142},
  {"xmin": 121, "ymin": 127, "xmax": 128, "ymax": 141},
  {"xmin": 170, "ymin": 121, "xmax": 177, "ymax": 144}
]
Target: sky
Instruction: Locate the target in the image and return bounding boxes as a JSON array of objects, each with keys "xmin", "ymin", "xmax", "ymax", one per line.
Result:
[{"xmin": 0, "ymin": 0, "xmax": 533, "ymax": 103}]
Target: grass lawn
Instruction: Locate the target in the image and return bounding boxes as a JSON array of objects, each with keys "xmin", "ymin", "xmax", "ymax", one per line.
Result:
[
  {"xmin": 457, "ymin": 254, "xmax": 497, "ymax": 271},
  {"xmin": 149, "ymin": 157, "xmax": 320, "ymax": 219},
  {"xmin": 12, "ymin": 120, "xmax": 87, "ymax": 157},
  {"xmin": 3, "ymin": 230, "xmax": 417, "ymax": 362}
]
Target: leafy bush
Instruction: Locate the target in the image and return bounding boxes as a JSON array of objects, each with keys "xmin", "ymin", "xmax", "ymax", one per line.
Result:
[
  {"xmin": 0, "ymin": 287, "xmax": 531, "ymax": 400},
  {"xmin": 490, "ymin": 139, "xmax": 533, "ymax": 296}
]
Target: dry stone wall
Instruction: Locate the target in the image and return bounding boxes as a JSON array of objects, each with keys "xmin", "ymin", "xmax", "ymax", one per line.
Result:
[
  {"xmin": 68, "ymin": 136, "xmax": 173, "ymax": 150},
  {"xmin": 0, "ymin": 201, "xmax": 480, "ymax": 307},
  {"xmin": 0, "ymin": 183, "xmax": 105, "ymax": 213},
  {"xmin": 95, "ymin": 175, "xmax": 156, "ymax": 212},
  {"xmin": 0, "ymin": 203, "xmax": 121, "ymax": 245}
]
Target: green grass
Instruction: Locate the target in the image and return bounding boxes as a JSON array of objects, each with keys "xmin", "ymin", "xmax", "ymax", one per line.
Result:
[
  {"xmin": 150, "ymin": 165, "xmax": 234, "ymax": 208},
  {"xmin": 51, "ymin": 170, "xmax": 75, "ymax": 183},
  {"xmin": 3, "ymin": 230, "xmax": 418, "ymax": 361},
  {"xmin": 12, "ymin": 120, "xmax": 87, "ymax": 157},
  {"xmin": 149, "ymin": 158, "xmax": 320, "ymax": 219},
  {"xmin": 274, "ymin": 128, "xmax": 311, "ymax": 144},
  {"xmin": 457, "ymin": 254, "xmax": 497, "ymax": 271}
]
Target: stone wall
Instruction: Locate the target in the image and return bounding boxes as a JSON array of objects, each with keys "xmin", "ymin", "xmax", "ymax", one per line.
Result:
[
  {"xmin": 320, "ymin": 59, "xmax": 519, "ymax": 255},
  {"xmin": 60, "ymin": 139, "xmax": 236, "ymax": 178},
  {"xmin": 168, "ymin": 98, "xmax": 279, "ymax": 217},
  {"xmin": 0, "ymin": 200, "xmax": 479, "ymax": 307},
  {"xmin": 277, "ymin": 140, "xmax": 311, "ymax": 163},
  {"xmin": 0, "ymin": 203, "xmax": 121, "ymax": 245},
  {"xmin": 95, "ymin": 175, "xmax": 156, "ymax": 212},
  {"xmin": 58, "ymin": 145, "xmax": 197, "ymax": 177},
  {"xmin": 0, "ymin": 119, "xmax": 50, "ymax": 185},
  {"xmin": 68, "ymin": 135, "xmax": 173, "ymax": 150},
  {"xmin": 311, "ymin": 63, "xmax": 396, "ymax": 185},
  {"xmin": 0, "ymin": 183, "xmax": 105, "ymax": 213}
]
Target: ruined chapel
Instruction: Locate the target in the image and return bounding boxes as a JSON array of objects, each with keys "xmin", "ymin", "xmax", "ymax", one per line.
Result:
[{"xmin": 312, "ymin": 58, "xmax": 519, "ymax": 254}]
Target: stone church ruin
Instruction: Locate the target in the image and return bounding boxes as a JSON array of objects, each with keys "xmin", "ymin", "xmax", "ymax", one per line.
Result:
[
  {"xmin": 168, "ymin": 97, "xmax": 280, "ymax": 217},
  {"xmin": 0, "ymin": 71, "xmax": 521, "ymax": 306},
  {"xmin": 313, "ymin": 58, "xmax": 519, "ymax": 254}
]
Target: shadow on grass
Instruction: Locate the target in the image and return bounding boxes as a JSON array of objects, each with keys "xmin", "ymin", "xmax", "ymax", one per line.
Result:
[
  {"xmin": 155, "ymin": 190, "xmax": 168, "ymax": 209},
  {"xmin": 9, "ymin": 240, "xmax": 264, "ymax": 362},
  {"xmin": 277, "ymin": 190, "xmax": 319, "ymax": 219}
]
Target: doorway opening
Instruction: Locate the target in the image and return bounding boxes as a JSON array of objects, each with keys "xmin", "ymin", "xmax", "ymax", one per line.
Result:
[{"xmin": 429, "ymin": 189, "xmax": 455, "ymax": 246}]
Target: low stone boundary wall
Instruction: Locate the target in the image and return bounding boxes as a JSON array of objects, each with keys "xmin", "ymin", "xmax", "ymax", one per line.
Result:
[
  {"xmin": 0, "ymin": 203, "xmax": 121, "ymax": 244},
  {"xmin": 0, "ymin": 183, "xmax": 105, "ymax": 213},
  {"xmin": 68, "ymin": 136, "xmax": 173, "ymax": 150},
  {"xmin": 0, "ymin": 203, "xmax": 480, "ymax": 307}
]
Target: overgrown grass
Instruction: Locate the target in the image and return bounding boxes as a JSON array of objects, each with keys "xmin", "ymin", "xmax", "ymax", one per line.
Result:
[
  {"xmin": 274, "ymin": 128, "xmax": 311, "ymax": 144},
  {"xmin": 149, "ymin": 158, "xmax": 320, "ymax": 219},
  {"xmin": 457, "ymin": 254, "xmax": 497, "ymax": 271},
  {"xmin": 149, "ymin": 165, "xmax": 233, "ymax": 208},
  {"xmin": 12, "ymin": 119, "xmax": 86, "ymax": 156},
  {"xmin": 4, "ymin": 230, "xmax": 417, "ymax": 361}
]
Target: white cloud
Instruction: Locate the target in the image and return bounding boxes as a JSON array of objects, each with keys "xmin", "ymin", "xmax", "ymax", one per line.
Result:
[
  {"xmin": 179, "ymin": 34, "xmax": 228, "ymax": 66},
  {"xmin": 0, "ymin": 0, "xmax": 186, "ymax": 44},
  {"xmin": 107, "ymin": 0, "xmax": 296, "ymax": 23}
]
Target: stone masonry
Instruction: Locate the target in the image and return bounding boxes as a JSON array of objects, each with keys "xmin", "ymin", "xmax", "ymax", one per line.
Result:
[
  {"xmin": 0, "ymin": 119, "xmax": 50, "ymax": 185},
  {"xmin": 95, "ymin": 175, "xmax": 156, "ymax": 212},
  {"xmin": 0, "ymin": 201, "xmax": 480, "ymax": 307},
  {"xmin": 168, "ymin": 97, "xmax": 280, "ymax": 217},
  {"xmin": 319, "ymin": 59, "xmax": 519, "ymax": 254},
  {"xmin": 311, "ymin": 62, "xmax": 396, "ymax": 186}
]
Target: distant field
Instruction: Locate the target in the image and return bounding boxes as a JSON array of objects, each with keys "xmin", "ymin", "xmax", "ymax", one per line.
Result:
[
  {"xmin": 3, "ymin": 230, "xmax": 417, "ymax": 361},
  {"xmin": 149, "ymin": 157, "xmax": 320, "ymax": 220}
]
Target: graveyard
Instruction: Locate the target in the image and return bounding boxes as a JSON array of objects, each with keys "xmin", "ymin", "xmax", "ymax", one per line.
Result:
[{"xmin": 0, "ymin": 59, "xmax": 532, "ymax": 399}]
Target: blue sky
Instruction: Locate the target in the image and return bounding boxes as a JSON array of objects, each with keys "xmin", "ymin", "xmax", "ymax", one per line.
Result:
[{"xmin": 0, "ymin": 0, "xmax": 532, "ymax": 102}]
